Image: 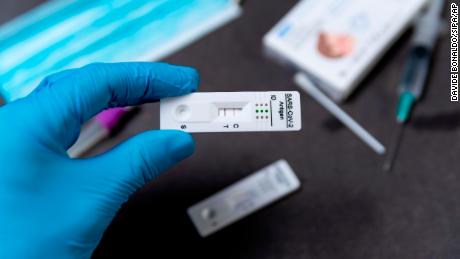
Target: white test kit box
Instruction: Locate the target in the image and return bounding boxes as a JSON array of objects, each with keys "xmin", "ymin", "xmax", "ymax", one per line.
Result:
[{"xmin": 263, "ymin": 0, "xmax": 427, "ymax": 102}]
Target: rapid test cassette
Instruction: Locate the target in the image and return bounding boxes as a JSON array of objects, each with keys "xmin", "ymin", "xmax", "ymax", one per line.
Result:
[
  {"xmin": 160, "ymin": 91, "xmax": 302, "ymax": 132},
  {"xmin": 187, "ymin": 159, "xmax": 301, "ymax": 237}
]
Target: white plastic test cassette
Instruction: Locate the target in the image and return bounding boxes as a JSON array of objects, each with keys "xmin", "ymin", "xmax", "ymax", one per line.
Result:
[
  {"xmin": 187, "ymin": 159, "xmax": 300, "ymax": 237},
  {"xmin": 160, "ymin": 91, "xmax": 301, "ymax": 132}
]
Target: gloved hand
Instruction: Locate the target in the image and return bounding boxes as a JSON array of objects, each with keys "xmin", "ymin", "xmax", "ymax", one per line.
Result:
[{"xmin": 0, "ymin": 62, "xmax": 199, "ymax": 258}]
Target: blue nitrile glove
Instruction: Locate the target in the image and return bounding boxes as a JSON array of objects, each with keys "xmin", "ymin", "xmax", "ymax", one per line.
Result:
[{"xmin": 0, "ymin": 62, "xmax": 199, "ymax": 258}]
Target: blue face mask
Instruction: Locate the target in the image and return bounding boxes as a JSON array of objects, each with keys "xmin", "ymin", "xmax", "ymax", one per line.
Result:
[{"xmin": 0, "ymin": 0, "xmax": 240, "ymax": 102}]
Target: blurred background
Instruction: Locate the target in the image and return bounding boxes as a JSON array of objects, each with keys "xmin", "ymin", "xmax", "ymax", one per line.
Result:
[{"xmin": 1, "ymin": 0, "xmax": 459, "ymax": 258}]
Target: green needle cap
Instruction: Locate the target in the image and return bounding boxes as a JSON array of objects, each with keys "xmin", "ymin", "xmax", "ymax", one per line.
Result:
[{"xmin": 396, "ymin": 92, "xmax": 415, "ymax": 123}]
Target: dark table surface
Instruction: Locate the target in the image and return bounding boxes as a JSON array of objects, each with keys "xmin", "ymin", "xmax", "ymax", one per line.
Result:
[{"xmin": 2, "ymin": 1, "xmax": 460, "ymax": 258}]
